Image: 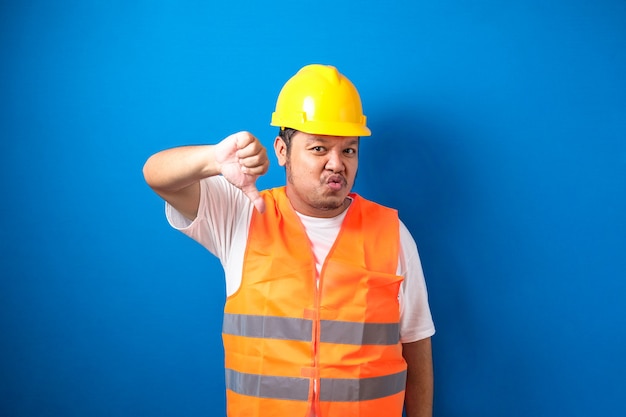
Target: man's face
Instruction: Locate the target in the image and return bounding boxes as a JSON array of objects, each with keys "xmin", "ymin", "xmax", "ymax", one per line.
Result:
[{"xmin": 274, "ymin": 131, "xmax": 359, "ymax": 218}]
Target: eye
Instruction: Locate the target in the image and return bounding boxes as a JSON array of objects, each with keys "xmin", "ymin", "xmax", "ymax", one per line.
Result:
[
  {"xmin": 311, "ymin": 146, "xmax": 326, "ymax": 152},
  {"xmin": 344, "ymin": 148, "xmax": 357, "ymax": 156}
]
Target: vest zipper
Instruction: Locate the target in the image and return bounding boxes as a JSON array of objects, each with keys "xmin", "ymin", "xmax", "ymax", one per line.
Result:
[{"xmin": 312, "ymin": 266, "xmax": 321, "ymax": 416}]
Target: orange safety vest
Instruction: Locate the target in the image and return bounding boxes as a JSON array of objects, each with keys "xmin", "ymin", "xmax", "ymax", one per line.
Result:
[{"xmin": 222, "ymin": 187, "xmax": 406, "ymax": 417}]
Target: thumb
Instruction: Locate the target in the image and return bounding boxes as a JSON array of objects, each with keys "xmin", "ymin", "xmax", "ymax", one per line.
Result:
[{"xmin": 241, "ymin": 183, "xmax": 266, "ymax": 214}]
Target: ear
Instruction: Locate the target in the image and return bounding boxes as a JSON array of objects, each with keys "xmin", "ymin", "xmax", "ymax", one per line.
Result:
[{"xmin": 274, "ymin": 136, "xmax": 288, "ymax": 166}]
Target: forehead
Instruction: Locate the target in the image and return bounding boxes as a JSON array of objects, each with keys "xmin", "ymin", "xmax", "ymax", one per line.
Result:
[{"xmin": 294, "ymin": 132, "xmax": 360, "ymax": 147}]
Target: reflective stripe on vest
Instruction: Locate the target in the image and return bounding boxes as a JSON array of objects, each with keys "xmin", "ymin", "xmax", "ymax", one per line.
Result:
[
  {"xmin": 320, "ymin": 320, "xmax": 400, "ymax": 345},
  {"xmin": 223, "ymin": 313, "xmax": 400, "ymax": 345},
  {"xmin": 223, "ymin": 313, "xmax": 312, "ymax": 341},
  {"xmin": 226, "ymin": 368, "xmax": 406, "ymax": 402},
  {"xmin": 225, "ymin": 368, "xmax": 310, "ymax": 401}
]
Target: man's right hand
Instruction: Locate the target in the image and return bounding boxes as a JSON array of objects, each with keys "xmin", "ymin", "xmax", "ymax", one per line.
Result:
[{"xmin": 214, "ymin": 131, "xmax": 270, "ymax": 213}]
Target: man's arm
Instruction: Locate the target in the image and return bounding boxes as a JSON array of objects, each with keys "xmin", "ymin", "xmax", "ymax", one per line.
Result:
[
  {"xmin": 403, "ymin": 337, "xmax": 434, "ymax": 417},
  {"xmin": 142, "ymin": 131, "xmax": 269, "ymax": 219}
]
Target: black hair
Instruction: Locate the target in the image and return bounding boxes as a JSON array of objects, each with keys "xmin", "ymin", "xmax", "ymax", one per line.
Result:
[{"xmin": 278, "ymin": 127, "xmax": 297, "ymax": 155}]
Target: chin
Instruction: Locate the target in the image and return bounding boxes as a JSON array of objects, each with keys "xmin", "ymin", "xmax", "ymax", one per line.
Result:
[{"xmin": 315, "ymin": 197, "xmax": 345, "ymax": 211}]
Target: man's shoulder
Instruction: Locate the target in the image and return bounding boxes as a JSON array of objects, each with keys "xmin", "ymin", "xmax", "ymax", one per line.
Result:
[{"xmin": 199, "ymin": 176, "xmax": 254, "ymax": 217}]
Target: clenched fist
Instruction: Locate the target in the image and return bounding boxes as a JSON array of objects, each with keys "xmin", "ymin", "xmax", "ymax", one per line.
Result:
[{"xmin": 214, "ymin": 131, "xmax": 270, "ymax": 213}]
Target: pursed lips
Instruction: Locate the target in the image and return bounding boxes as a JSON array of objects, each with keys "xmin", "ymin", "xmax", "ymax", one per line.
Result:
[{"xmin": 325, "ymin": 174, "xmax": 346, "ymax": 191}]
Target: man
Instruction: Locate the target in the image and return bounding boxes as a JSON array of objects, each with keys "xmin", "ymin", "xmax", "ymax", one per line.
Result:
[{"xmin": 143, "ymin": 64, "xmax": 435, "ymax": 417}]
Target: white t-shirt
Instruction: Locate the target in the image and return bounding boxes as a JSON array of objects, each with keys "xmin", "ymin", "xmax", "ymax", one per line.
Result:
[{"xmin": 166, "ymin": 176, "xmax": 435, "ymax": 343}]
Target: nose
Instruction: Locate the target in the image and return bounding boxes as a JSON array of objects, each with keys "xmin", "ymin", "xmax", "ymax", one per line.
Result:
[{"xmin": 325, "ymin": 149, "xmax": 345, "ymax": 173}]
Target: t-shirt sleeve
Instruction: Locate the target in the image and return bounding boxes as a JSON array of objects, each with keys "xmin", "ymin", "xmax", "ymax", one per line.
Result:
[
  {"xmin": 398, "ymin": 220, "xmax": 436, "ymax": 343},
  {"xmin": 165, "ymin": 176, "xmax": 252, "ymax": 266}
]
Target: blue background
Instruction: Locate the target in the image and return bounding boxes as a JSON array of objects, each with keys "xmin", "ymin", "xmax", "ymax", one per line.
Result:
[{"xmin": 2, "ymin": 1, "xmax": 625, "ymax": 416}]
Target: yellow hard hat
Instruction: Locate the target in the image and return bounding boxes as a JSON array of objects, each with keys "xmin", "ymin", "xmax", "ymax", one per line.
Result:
[{"xmin": 270, "ymin": 64, "xmax": 371, "ymax": 137}]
